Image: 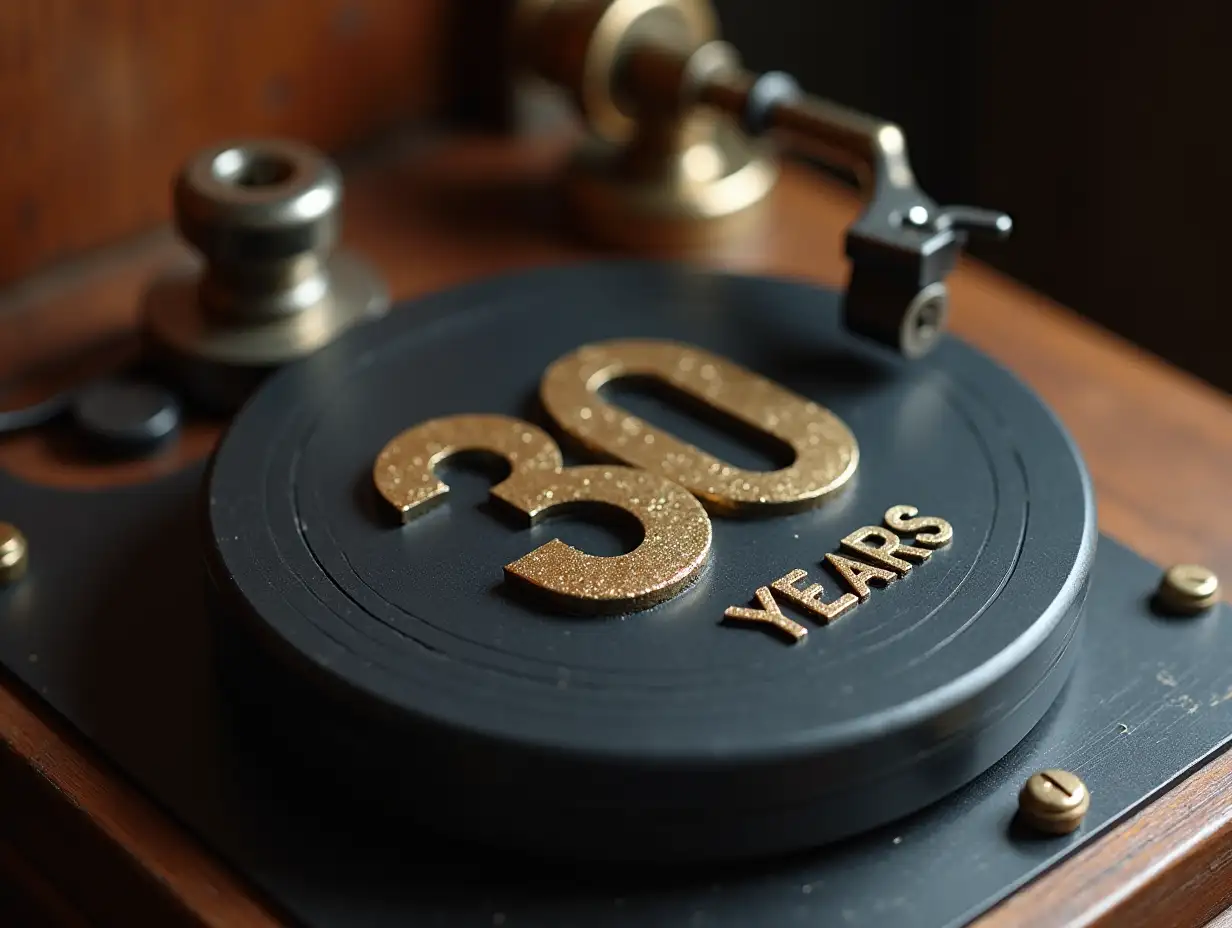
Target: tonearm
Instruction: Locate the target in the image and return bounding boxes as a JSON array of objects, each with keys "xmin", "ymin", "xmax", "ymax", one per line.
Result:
[{"xmin": 514, "ymin": 0, "xmax": 1012, "ymax": 357}]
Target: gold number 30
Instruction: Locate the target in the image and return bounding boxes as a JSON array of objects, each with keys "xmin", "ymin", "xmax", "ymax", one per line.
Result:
[
  {"xmin": 541, "ymin": 340, "xmax": 858, "ymax": 515},
  {"xmin": 373, "ymin": 340, "xmax": 858, "ymax": 614}
]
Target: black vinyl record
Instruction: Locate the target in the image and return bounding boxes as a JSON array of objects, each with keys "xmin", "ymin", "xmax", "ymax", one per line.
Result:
[{"xmin": 205, "ymin": 262, "xmax": 1094, "ymax": 861}]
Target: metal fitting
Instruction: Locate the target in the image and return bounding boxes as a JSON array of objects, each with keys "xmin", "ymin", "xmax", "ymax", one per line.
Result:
[
  {"xmin": 1156, "ymin": 564, "xmax": 1222, "ymax": 615},
  {"xmin": 1017, "ymin": 769, "xmax": 1089, "ymax": 835},
  {"xmin": 143, "ymin": 139, "xmax": 388, "ymax": 411},
  {"xmin": 513, "ymin": 0, "xmax": 1010, "ymax": 355},
  {"xmin": 0, "ymin": 523, "xmax": 28, "ymax": 585},
  {"xmin": 513, "ymin": 0, "xmax": 777, "ymax": 250}
]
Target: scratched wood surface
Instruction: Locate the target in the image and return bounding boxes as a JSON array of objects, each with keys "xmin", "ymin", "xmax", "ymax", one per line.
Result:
[{"xmin": 1, "ymin": 134, "xmax": 1232, "ymax": 925}]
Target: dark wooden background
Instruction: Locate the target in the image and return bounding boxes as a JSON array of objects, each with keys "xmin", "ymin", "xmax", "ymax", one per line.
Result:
[
  {"xmin": 717, "ymin": 1, "xmax": 1232, "ymax": 392},
  {"xmin": 0, "ymin": 0, "xmax": 511, "ymax": 292},
  {"xmin": 4, "ymin": 2, "xmax": 1227, "ymax": 394}
]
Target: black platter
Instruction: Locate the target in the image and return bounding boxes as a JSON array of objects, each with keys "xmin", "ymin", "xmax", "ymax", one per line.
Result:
[
  {"xmin": 207, "ymin": 263, "xmax": 1092, "ymax": 860},
  {"xmin": 2, "ymin": 262, "xmax": 1230, "ymax": 928}
]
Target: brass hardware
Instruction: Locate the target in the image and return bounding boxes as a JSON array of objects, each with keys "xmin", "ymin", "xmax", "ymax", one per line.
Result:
[
  {"xmin": 1156, "ymin": 564, "xmax": 1222, "ymax": 615},
  {"xmin": 0, "ymin": 523, "xmax": 28, "ymax": 584},
  {"xmin": 1017, "ymin": 770, "xmax": 1090, "ymax": 835},
  {"xmin": 513, "ymin": 0, "xmax": 1012, "ymax": 356},
  {"xmin": 143, "ymin": 139, "xmax": 389, "ymax": 411},
  {"xmin": 540, "ymin": 339, "xmax": 859, "ymax": 516},
  {"xmin": 514, "ymin": 0, "xmax": 775, "ymax": 249},
  {"xmin": 373, "ymin": 413, "xmax": 712, "ymax": 614}
]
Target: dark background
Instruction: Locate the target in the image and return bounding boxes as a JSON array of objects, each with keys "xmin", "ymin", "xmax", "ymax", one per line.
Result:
[
  {"xmin": 0, "ymin": 2, "xmax": 1225, "ymax": 392},
  {"xmin": 716, "ymin": 1, "xmax": 1231, "ymax": 392}
]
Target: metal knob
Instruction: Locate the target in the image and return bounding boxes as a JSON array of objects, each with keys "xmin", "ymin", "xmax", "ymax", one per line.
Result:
[
  {"xmin": 143, "ymin": 139, "xmax": 388, "ymax": 411},
  {"xmin": 513, "ymin": 0, "xmax": 778, "ymax": 249}
]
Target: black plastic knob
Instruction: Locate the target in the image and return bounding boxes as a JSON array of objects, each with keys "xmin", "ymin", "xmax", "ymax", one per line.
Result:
[{"xmin": 71, "ymin": 380, "xmax": 181, "ymax": 456}]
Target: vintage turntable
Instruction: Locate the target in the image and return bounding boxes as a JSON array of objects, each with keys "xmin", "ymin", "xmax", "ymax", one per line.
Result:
[{"xmin": 1, "ymin": 2, "xmax": 1230, "ymax": 926}]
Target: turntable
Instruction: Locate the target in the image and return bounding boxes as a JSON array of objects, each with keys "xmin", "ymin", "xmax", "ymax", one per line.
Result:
[{"xmin": 1, "ymin": 3, "xmax": 1231, "ymax": 927}]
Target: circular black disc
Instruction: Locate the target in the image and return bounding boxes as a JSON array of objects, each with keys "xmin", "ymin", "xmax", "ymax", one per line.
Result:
[{"xmin": 206, "ymin": 263, "xmax": 1094, "ymax": 861}]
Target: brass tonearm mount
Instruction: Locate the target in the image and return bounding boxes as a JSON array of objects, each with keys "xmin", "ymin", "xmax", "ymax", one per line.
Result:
[{"xmin": 514, "ymin": 0, "xmax": 1013, "ymax": 358}]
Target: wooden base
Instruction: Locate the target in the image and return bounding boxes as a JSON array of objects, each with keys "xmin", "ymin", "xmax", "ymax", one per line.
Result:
[{"xmin": 2, "ymin": 131, "xmax": 1231, "ymax": 926}]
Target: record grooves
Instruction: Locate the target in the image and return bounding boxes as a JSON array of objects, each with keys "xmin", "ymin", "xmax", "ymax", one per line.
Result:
[
  {"xmin": 4, "ymin": 262, "xmax": 1230, "ymax": 928},
  {"xmin": 205, "ymin": 262, "xmax": 1095, "ymax": 860}
]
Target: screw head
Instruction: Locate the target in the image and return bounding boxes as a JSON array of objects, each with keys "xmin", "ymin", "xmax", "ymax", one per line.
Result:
[
  {"xmin": 0, "ymin": 523, "xmax": 28, "ymax": 584},
  {"xmin": 1018, "ymin": 769, "xmax": 1090, "ymax": 835},
  {"xmin": 1157, "ymin": 564, "xmax": 1221, "ymax": 615},
  {"xmin": 899, "ymin": 282, "xmax": 950, "ymax": 359}
]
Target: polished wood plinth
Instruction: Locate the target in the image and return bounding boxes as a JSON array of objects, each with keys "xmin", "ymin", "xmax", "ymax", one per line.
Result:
[{"xmin": 2, "ymin": 132, "xmax": 1231, "ymax": 927}]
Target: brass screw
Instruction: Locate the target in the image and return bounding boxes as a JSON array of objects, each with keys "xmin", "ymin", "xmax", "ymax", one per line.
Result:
[
  {"xmin": 1157, "ymin": 564, "xmax": 1221, "ymax": 615},
  {"xmin": 1018, "ymin": 769, "xmax": 1089, "ymax": 835},
  {"xmin": 0, "ymin": 523, "xmax": 28, "ymax": 584}
]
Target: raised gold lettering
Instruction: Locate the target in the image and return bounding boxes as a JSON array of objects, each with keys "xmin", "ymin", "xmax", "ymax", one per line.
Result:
[
  {"xmin": 771, "ymin": 568, "xmax": 858, "ymax": 623},
  {"xmin": 825, "ymin": 553, "xmax": 898, "ymax": 599},
  {"xmin": 726, "ymin": 506, "xmax": 955, "ymax": 644},
  {"xmin": 724, "ymin": 586, "xmax": 808, "ymax": 642},
  {"xmin": 373, "ymin": 414, "xmax": 712, "ymax": 614},
  {"xmin": 883, "ymin": 505, "xmax": 953, "ymax": 548},
  {"xmin": 840, "ymin": 525, "xmax": 931, "ymax": 575},
  {"xmin": 539, "ymin": 339, "xmax": 858, "ymax": 516},
  {"xmin": 374, "ymin": 414, "xmax": 563, "ymax": 519}
]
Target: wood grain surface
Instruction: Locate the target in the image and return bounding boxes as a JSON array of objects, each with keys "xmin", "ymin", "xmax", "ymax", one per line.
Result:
[
  {"xmin": 0, "ymin": 0, "xmax": 456, "ymax": 287},
  {"xmin": 0, "ymin": 670, "xmax": 283, "ymax": 926},
  {"xmin": 1, "ymin": 132, "xmax": 1231, "ymax": 925}
]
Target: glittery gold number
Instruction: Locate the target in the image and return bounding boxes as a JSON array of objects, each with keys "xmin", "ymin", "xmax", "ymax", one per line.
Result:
[
  {"xmin": 373, "ymin": 414, "xmax": 712, "ymax": 614},
  {"xmin": 539, "ymin": 339, "xmax": 858, "ymax": 516}
]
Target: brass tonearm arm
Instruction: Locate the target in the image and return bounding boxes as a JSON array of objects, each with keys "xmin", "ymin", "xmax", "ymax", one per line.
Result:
[
  {"xmin": 620, "ymin": 37, "xmax": 1014, "ymax": 357},
  {"xmin": 516, "ymin": 0, "xmax": 1013, "ymax": 358}
]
